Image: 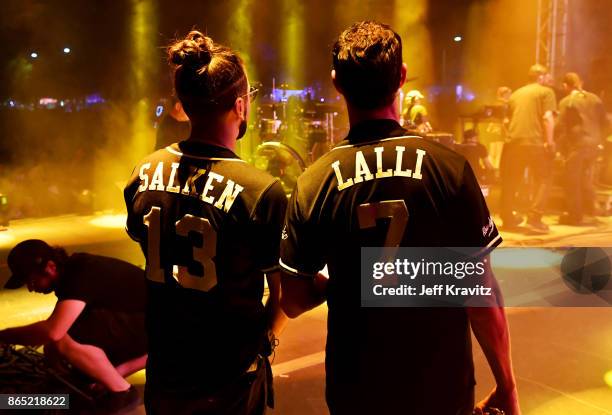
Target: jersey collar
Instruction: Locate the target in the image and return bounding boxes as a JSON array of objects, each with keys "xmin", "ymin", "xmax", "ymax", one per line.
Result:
[
  {"xmin": 346, "ymin": 119, "xmax": 408, "ymax": 144},
  {"xmin": 175, "ymin": 140, "xmax": 240, "ymax": 159}
]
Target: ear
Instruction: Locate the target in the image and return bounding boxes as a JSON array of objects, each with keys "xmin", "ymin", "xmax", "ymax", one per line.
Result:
[
  {"xmin": 234, "ymin": 96, "xmax": 246, "ymax": 119},
  {"xmin": 45, "ymin": 260, "xmax": 57, "ymax": 276},
  {"xmin": 399, "ymin": 63, "xmax": 408, "ymax": 89},
  {"xmin": 331, "ymin": 69, "xmax": 343, "ymax": 95}
]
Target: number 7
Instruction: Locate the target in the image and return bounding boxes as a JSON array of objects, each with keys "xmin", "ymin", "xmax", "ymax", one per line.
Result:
[{"xmin": 357, "ymin": 200, "xmax": 409, "ymax": 247}]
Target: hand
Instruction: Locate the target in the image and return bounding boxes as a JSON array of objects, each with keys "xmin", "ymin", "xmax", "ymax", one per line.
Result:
[
  {"xmin": 474, "ymin": 386, "xmax": 520, "ymax": 415},
  {"xmin": 544, "ymin": 141, "xmax": 556, "ymax": 154}
]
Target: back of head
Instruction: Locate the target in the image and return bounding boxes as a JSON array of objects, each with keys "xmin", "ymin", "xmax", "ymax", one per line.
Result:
[
  {"xmin": 168, "ymin": 31, "xmax": 247, "ymax": 120},
  {"xmin": 563, "ymin": 72, "xmax": 582, "ymax": 90},
  {"xmin": 5, "ymin": 239, "xmax": 53, "ymax": 289},
  {"xmin": 528, "ymin": 63, "xmax": 549, "ymax": 83},
  {"xmin": 463, "ymin": 129, "xmax": 478, "ymax": 142},
  {"xmin": 332, "ymin": 21, "xmax": 403, "ymax": 110},
  {"xmin": 496, "ymin": 86, "xmax": 512, "ymax": 102}
]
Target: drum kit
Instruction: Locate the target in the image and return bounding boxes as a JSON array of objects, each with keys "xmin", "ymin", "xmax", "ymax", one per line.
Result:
[{"xmin": 254, "ymin": 84, "xmax": 342, "ymax": 163}]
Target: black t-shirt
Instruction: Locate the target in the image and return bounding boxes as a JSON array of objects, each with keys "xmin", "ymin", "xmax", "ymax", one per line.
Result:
[
  {"xmin": 558, "ymin": 89, "xmax": 607, "ymax": 148},
  {"xmin": 54, "ymin": 253, "xmax": 147, "ymax": 364},
  {"xmin": 457, "ymin": 141, "xmax": 488, "ymax": 178},
  {"xmin": 124, "ymin": 141, "xmax": 287, "ymax": 392},
  {"xmin": 55, "ymin": 253, "xmax": 146, "ymax": 312},
  {"xmin": 508, "ymin": 82, "xmax": 556, "ymax": 145},
  {"xmin": 280, "ymin": 119, "xmax": 501, "ymax": 413}
]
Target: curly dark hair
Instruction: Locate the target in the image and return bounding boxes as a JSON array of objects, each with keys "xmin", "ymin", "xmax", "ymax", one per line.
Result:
[
  {"xmin": 167, "ymin": 30, "xmax": 248, "ymax": 118},
  {"xmin": 332, "ymin": 21, "xmax": 403, "ymax": 110}
]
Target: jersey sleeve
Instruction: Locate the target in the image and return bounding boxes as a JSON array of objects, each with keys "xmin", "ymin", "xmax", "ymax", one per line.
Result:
[
  {"xmin": 448, "ymin": 161, "xmax": 502, "ymax": 256},
  {"xmin": 124, "ymin": 166, "xmax": 144, "ymax": 243},
  {"xmin": 252, "ymin": 180, "xmax": 288, "ymax": 273},
  {"xmin": 279, "ymin": 184, "xmax": 326, "ymax": 279}
]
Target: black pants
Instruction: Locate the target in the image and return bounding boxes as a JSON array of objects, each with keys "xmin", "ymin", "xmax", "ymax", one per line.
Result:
[
  {"xmin": 326, "ymin": 385, "xmax": 474, "ymax": 415},
  {"xmin": 500, "ymin": 142, "xmax": 553, "ymax": 221},
  {"xmin": 564, "ymin": 146, "xmax": 598, "ymax": 220},
  {"xmin": 145, "ymin": 357, "xmax": 269, "ymax": 415}
]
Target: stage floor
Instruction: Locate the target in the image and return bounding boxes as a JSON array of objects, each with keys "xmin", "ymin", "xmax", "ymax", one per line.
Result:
[{"xmin": 1, "ymin": 212, "xmax": 611, "ymax": 414}]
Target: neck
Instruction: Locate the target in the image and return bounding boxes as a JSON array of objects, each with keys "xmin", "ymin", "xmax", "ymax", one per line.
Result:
[
  {"xmin": 346, "ymin": 96, "xmax": 400, "ymax": 126},
  {"xmin": 188, "ymin": 117, "xmax": 237, "ymax": 151},
  {"xmin": 171, "ymin": 110, "xmax": 189, "ymax": 122}
]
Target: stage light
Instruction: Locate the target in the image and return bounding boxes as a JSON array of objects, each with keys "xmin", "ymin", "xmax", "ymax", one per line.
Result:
[
  {"xmin": 454, "ymin": 36, "xmax": 462, "ymax": 42},
  {"xmin": 89, "ymin": 214, "xmax": 127, "ymax": 229},
  {"xmin": 63, "ymin": 47, "xmax": 71, "ymax": 54},
  {"xmin": 30, "ymin": 52, "xmax": 38, "ymax": 59},
  {"xmin": 605, "ymin": 370, "xmax": 612, "ymax": 388}
]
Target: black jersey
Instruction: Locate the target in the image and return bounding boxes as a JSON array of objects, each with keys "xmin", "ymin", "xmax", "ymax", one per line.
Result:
[
  {"xmin": 124, "ymin": 140, "xmax": 287, "ymax": 393},
  {"xmin": 280, "ymin": 119, "xmax": 501, "ymax": 413}
]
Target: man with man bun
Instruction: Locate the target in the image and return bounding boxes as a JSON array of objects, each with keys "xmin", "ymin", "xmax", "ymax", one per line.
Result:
[{"xmin": 124, "ymin": 31, "xmax": 287, "ymax": 414}]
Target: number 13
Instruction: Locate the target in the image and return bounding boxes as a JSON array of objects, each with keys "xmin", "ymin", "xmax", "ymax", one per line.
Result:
[{"xmin": 143, "ymin": 206, "xmax": 218, "ymax": 292}]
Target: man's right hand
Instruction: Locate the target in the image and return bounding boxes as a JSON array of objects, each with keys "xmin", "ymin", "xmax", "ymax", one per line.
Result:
[{"xmin": 474, "ymin": 386, "xmax": 520, "ymax": 415}]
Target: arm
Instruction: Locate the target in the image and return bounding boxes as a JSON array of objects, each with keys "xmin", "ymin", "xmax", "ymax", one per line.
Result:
[
  {"xmin": 543, "ymin": 110, "xmax": 555, "ymax": 149},
  {"xmin": 469, "ymin": 258, "xmax": 520, "ymax": 415},
  {"xmin": 280, "ymin": 271, "xmax": 328, "ymax": 319},
  {"xmin": 115, "ymin": 354, "xmax": 148, "ymax": 378},
  {"xmin": 264, "ymin": 271, "xmax": 289, "ymax": 337},
  {"xmin": 0, "ymin": 299, "xmax": 85, "ymax": 345}
]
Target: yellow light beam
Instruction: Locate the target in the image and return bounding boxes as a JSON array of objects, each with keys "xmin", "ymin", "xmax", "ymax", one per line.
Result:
[
  {"xmin": 282, "ymin": 0, "xmax": 305, "ymax": 88},
  {"xmin": 393, "ymin": 0, "xmax": 431, "ymax": 92},
  {"xmin": 227, "ymin": 0, "xmax": 257, "ymax": 159}
]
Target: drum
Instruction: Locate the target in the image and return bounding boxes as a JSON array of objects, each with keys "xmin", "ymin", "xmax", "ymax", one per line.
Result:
[
  {"xmin": 259, "ymin": 119, "xmax": 282, "ymax": 141},
  {"xmin": 252, "ymin": 141, "xmax": 306, "ymax": 194}
]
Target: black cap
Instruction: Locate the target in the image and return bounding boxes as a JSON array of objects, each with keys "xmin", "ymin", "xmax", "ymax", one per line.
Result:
[{"xmin": 4, "ymin": 239, "xmax": 53, "ymax": 289}]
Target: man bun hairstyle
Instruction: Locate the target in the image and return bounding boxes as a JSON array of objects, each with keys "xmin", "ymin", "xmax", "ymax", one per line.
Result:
[
  {"xmin": 332, "ymin": 21, "xmax": 403, "ymax": 110},
  {"xmin": 168, "ymin": 30, "xmax": 247, "ymax": 118}
]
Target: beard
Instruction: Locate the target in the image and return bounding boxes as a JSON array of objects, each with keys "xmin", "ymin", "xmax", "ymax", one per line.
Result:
[{"xmin": 237, "ymin": 118, "xmax": 247, "ymax": 140}]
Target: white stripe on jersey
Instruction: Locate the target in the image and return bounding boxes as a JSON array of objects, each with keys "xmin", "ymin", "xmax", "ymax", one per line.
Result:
[
  {"xmin": 279, "ymin": 258, "xmax": 318, "ymax": 279},
  {"xmin": 165, "ymin": 146, "xmax": 247, "ymax": 162},
  {"xmin": 331, "ymin": 135, "xmax": 422, "ymax": 151}
]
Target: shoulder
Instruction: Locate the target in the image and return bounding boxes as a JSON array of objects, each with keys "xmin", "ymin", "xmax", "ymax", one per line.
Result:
[
  {"xmin": 586, "ymin": 91, "xmax": 603, "ymax": 103},
  {"xmin": 67, "ymin": 253, "xmax": 140, "ymax": 272}
]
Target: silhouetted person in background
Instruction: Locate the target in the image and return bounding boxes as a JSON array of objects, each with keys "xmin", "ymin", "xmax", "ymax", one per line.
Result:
[
  {"xmin": 458, "ymin": 129, "xmax": 495, "ymax": 184},
  {"xmin": 154, "ymin": 97, "xmax": 190, "ymax": 150},
  {"xmin": 557, "ymin": 72, "xmax": 608, "ymax": 225},
  {"xmin": 500, "ymin": 64, "xmax": 556, "ymax": 232}
]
